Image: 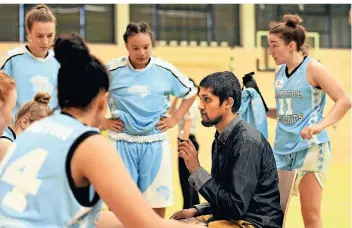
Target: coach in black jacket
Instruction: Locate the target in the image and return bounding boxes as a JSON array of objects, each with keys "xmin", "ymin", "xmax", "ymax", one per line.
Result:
[{"xmin": 171, "ymin": 71, "xmax": 283, "ymax": 228}]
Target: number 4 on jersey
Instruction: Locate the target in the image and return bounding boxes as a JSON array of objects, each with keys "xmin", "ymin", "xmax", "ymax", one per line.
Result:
[{"xmin": 1, "ymin": 148, "xmax": 48, "ymax": 212}]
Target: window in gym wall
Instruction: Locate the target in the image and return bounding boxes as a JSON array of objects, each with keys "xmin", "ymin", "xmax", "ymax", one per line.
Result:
[
  {"xmin": 255, "ymin": 4, "xmax": 351, "ymax": 48},
  {"xmin": 255, "ymin": 4, "xmax": 279, "ymax": 48},
  {"xmin": 24, "ymin": 4, "xmax": 81, "ymax": 41},
  {"xmin": 212, "ymin": 4, "xmax": 240, "ymax": 46},
  {"xmin": 85, "ymin": 4, "xmax": 115, "ymax": 43},
  {"xmin": 23, "ymin": 4, "xmax": 115, "ymax": 43},
  {"xmin": 156, "ymin": 4, "xmax": 209, "ymax": 42},
  {"xmin": 130, "ymin": 4, "xmax": 240, "ymax": 46},
  {"xmin": 129, "ymin": 4, "xmax": 154, "ymax": 30},
  {"xmin": 0, "ymin": 4, "xmax": 20, "ymax": 42},
  {"xmin": 256, "ymin": 4, "xmax": 278, "ymax": 32},
  {"xmin": 330, "ymin": 4, "xmax": 351, "ymax": 48}
]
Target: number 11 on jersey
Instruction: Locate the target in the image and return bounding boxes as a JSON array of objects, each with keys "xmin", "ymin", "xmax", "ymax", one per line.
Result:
[{"xmin": 278, "ymin": 98, "xmax": 293, "ymax": 115}]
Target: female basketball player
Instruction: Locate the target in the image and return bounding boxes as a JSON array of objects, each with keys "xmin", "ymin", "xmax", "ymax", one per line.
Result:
[
  {"xmin": 0, "ymin": 4, "xmax": 59, "ymax": 115},
  {"xmin": 102, "ymin": 22, "xmax": 197, "ymax": 217},
  {"xmin": 0, "ymin": 33, "xmax": 202, "ymax": 228},
  {"xmin": 0, "ymin": 71, "xmax": 16, "ymax": 135},
  {"xmin": 267, "ymin": 14, "xmax": 351, "ymax": 228},
  {"xmin": 0, "ymin": 92, "xmax": 52, "ymax": 161}
]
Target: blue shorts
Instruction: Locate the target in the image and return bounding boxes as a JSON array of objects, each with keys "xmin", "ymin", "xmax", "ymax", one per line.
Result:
[{"xmin": 108, "ymin": 132, "xmax": 173, "ymax": 208}]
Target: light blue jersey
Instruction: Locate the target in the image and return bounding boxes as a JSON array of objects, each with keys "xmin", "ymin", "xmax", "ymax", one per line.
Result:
[
  {"xmin": 0, "ymin": 46, "xmax": 60, "ymax": 115},
  {"xmin": 0, "ymin": 127, "xmax": 16, "ymax": 142},
  {"xmin": 0, "ymin": 113, "xmax": 102, "ymax": 227},
  {"xmin": 107, "ymin": 57, "xmax": 197, "ymax": 136},
  {"xmin": 239, "ymin": 88, "xmax": 268, "ymax": 139},
  {"xmin": 274, "ymin": 56, "xmax": 329, "ymax": 155}
]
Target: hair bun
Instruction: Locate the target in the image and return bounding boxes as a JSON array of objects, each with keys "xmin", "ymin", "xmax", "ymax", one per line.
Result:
[
  {"xmin": 126, "ymin": 23, "xmax": 139, "ymax": 33},
  {"xmin": 34, "ymin": 4, "xmax": 49, "ymax": 11},
  {"xmin": 138, "ymin": 22, "xmax": 149, "ymax": 32},
  {"xmin": 283, "ymin": 14, "xmax": 303, "ymax": 28},
  {"xmin": 34, "ymin": 92, "xmax": 51, "ymax": 105},
  {"xmin": 54, "ymin": 33, "xmax": 91, "ymax": 68},
  {"xmin": 286, "ymin": 20, "xmax": 296, "ymax": 28}
]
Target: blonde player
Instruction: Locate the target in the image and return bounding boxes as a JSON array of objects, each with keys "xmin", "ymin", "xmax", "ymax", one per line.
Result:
[
  {"xmin": 0, "ymin": 4, "xmax": 59, "ymax": 115},
  {"xmin": 0, "ymin": 92, "xmax": 52, "ymax": 161}
]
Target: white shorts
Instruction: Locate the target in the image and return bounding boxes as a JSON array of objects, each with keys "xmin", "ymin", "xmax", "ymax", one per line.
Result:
[{"xmin": 275, "ymin": 142, "xmax": 332, "ymax": 194}]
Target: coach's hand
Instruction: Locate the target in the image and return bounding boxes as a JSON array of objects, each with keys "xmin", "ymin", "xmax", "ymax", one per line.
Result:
[
  {"xmin": 101, "ymin": 118, "xmax": 125, "ymax": 133},
  {"xmin": 170, "ymin": 208, "xmax": 198, "ymax": 220},
  {"xmin": 156, "ymin": 116, "xmax": 178, "ymax": 132},
  {"xmin": 178, "ymin": 139, "xmax": 200, "ymax": 173}
]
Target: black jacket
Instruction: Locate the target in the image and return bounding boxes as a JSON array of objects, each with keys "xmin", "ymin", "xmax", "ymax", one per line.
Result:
[{"xmin": 191, "ymin": 118, "xmax": 283, "ymax": 228}]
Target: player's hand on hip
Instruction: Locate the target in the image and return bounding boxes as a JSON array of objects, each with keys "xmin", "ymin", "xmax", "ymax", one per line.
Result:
[
  {"xmin": 156, "ymin": 116, "xmax": 178, "ymax": 132},
  {"xmin": 170, "ymin": 208, "xmax": 198, "ymax": 220},
  {"xmin": 300, "ymin": 124, "xmax": 324, "ymax": 139},
  {"xmin": 103, "ymin": 118, "xmax": 125, "ymax": 133}
]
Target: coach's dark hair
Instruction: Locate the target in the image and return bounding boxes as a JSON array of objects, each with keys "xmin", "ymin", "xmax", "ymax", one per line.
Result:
[
  {"xmin": 123, "ymin": 22, "xmax": 154, "ymax": 43},
  {"xmin": 54, "ymin": 33, "xmax": 109, "ymax": 110},
  {"xmin": 199, "ymin": 71, "xmax": 241, "ymax": 113}
]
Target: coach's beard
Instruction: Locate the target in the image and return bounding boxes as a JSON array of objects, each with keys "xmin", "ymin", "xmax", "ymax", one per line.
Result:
[{"xmin": 201, "ymin": 114, "xmax": 223, "ymax": 127}]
